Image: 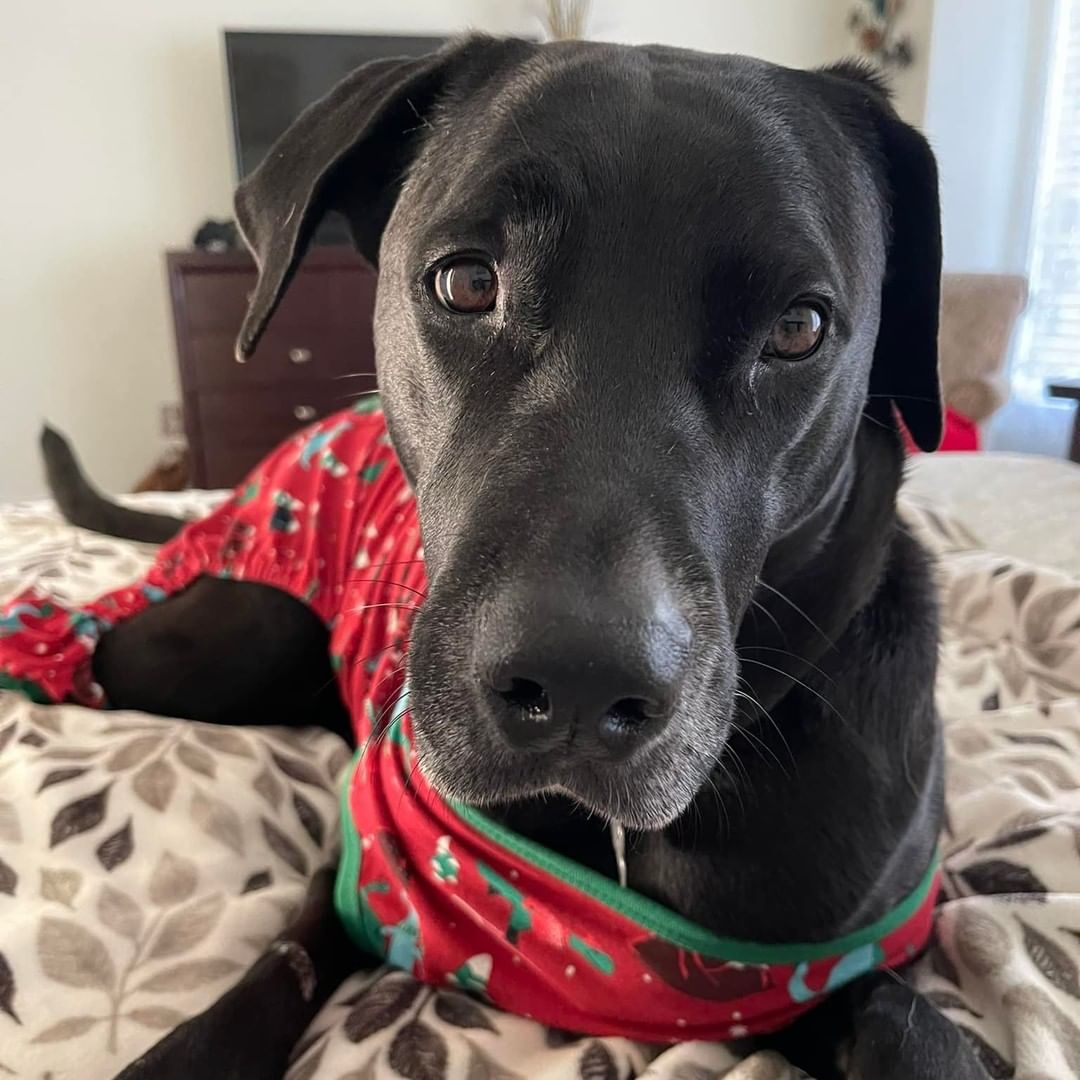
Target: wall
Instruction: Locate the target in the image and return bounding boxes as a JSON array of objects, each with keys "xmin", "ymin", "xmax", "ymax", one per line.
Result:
[
  {"xmin": 923, "ymin": 0, "xmax": 1056, "ymax": 274},
  {"xmin": 0, "ymin": 1, "xmax": 856, "ymax": 501},
  {"xmin": 597, "ymin": 0, "xmax": 849, "ymax": 71},
  {"xmin": 886, "ymin": 0, "xmax": 936, "ymax": 126}
]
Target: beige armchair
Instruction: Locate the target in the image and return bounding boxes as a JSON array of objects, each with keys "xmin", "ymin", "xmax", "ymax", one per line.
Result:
[{"xmin": 938, "ymin": 273, "xmax": 1029, "ymax": 426}]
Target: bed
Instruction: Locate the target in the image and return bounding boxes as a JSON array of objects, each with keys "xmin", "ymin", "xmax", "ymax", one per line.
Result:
[{"xmin": 1, "ymin": 458, "xmax": 1079, "ymax": 1080}]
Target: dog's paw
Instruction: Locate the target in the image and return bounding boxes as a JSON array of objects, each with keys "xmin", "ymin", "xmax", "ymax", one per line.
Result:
[{"xmin": 848, "ymin": 978, "xmax": 989, "ymax": 1080}]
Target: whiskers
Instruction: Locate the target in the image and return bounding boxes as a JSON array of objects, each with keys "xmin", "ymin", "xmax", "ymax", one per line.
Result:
[
  {"xmin": 732, "ymin": 684, "xmax": 794, "ymax": 779},
  {"xmin": 753, "ymin": 577, "xmax": 836, "ymax": 651},
  {"xmin": 737, "ymin": 654, "xmax": 852, "ymax": 732}
]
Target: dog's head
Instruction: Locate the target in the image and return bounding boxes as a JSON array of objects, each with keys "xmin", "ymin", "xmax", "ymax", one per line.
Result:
[{"xmin": 235, "ymin": 38, "xmax": 942, "ymax": 830}]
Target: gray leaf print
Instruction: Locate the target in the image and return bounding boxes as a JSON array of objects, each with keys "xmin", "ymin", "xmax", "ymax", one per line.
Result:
[
  {"xmin": 50, "ymin": 784, "xmax": 111, "ymax": 848},
  {"xmin": 544, "ymin": 1027, "xmax": 583, "ymax": 1048},
  {"xmin": 242, "ymin": 870, "xmax": 272, "ymax": 894},
  {"xmin": 37, "ymin": 766, "xmax": 89, "ymax": 793},
  {"xmin": 128, "ymin": 1005, "xmax": 188, "ymax": 1030},
  {"xmin": 1011, "ymin": 571, "xmax": 1035, "ymax": 609},
  {"xmin": 101, "ymin": 721, "xmax": 164, "ymax": 737},
  {"xmin": 287, "ymin": 1039, "xmax": 327, "ymax": 1080},
  {"xmin": 949, "ymin": 573, "xmax": 979, "ymax": 619},
  {"xmin": 1005, "ymin": 755, "xmax": 1079, "ymax": 791},
  {"xmin": 1014, "ymin": 771, "xmax": 1051, "ymax": 800},
  {"xmin": 18, "ymin": 730, "xmax": 46, "ymax": 748},
  {"xmin": 30, "ymin": 1015, "xmax": 102, "ymax": 1043},
  {"xmin": 0, "ymin": 723, "xmax": 15, "ymax": 756},
  {"xmin": 960, "ymin": 860, "xmax": 1048, "ymax": 897},
  {"xmin": 97, "ymin": 884, "xmax": 144, "ymax": 941},
  {"xmin": 0, "ymin": 952, "xmax": 19, "ymax": 1024},
  {"xmin": 979, "ymin": 823, "xmax": 1051, "ymax": 852},
  {"xmin": 40, "ymin": 747, "xmax": 101, "ymax": 761},
  {"xmin": 336, "ymin": 1058, "xmax": 379, "ymax": 1080},
  {"xmin": 388, "ymin": 1019, "xmax": 447, "ymax": 1080},
  {"xmin": 193, "ymin": 726, "xmax": 255, "ymax": 758},
  {"xmin": 147, "ymin": 893, "xmax": 225, "ymax": 960},
  {"xmin": 925, "ymin": 989, "xmax": 983, "ymax": 1018},
  {"xmin": 326, "ymin": 743, "xmax": 352, "ymax": 780},
  {"xmin": 292, "ymin": 790, "xmax": 325, "ymax": 848},
  {"xmin": 96, "ymin": 818, "xmax": 134, "ymax": 871},
  {"xmin": 134, "ymin": 957, "xmax": 242, "ymax": 993},
  {"xmin": 1031, "ymin": 643, "xmax": 1075, "ymax": 669},
  {"xmin": 261, "ymin": 817, "xmax": 309, "ymax": 876},
  {"xmin": 1025, "ymin": 587, "xmax": 1079, "ymax": 645},
  {"xmin": 578, "ymin": 1041, "xmax": 619, "ymax": 1080},
  {"xmin": 191, "ymin": 790, "xmax": 245, "ymax": 855},
  {"xmin": 1018, "ymin": 919, "xmax": 1080, "ymax": 1000},
  {"xmin": 37, "ymin": 916, "xmax": 117, "ymax": 991},
  {"xmin": 28, "ymin": 708, "xmax": 63, "ymax": 735},
  {"xmin": 175, "ymin": 740, "xmax": 216, "ymax": 779},
  {"xmin": 0, "ymin": 855, "xmax": 15, "ymax": 897},
  {"xmin": 965, "ymin": 594, "xmax": 993, "ymax": 625},
  {"xmin": 466, "ymin": 1043, "xmax": 521, "ymax": 1080},
  {"xmin": 0, "ymin": 800, "xmax": 19, "ymax": 844},
  {"xmin": 105, "ymin": 734, "xmax": 164, "ymax": 772},
  {"xmin": 344, "ymin": 975, "xmax": 422, "ymax": 1043},
  {"xmin": 954, "ymin": 906, "xmax": 1011, "ymax": 978},
  {"xmin": 132, "ymin": 758, "xmax": 177, "ymax": 812},
  {"xmin": 956, "ymin": 660, "xmax": 989, "ymax": 688},
  {"xmin": 1002, "ymin": 731, "xmax": 1067, "ymax": 750},
  {"xmin": 39, "ymin": 867, "xmax": 83, "ymax": 908},
  {"xmin": 149, "ymin": 851, "xmax": 198, "ymax": 907},
  {"xmin": 670, "ymin": 1068, "xmax": 725, "ymax": 1080},
  {"xmin": 272, "ymin": 751, "xmax": 326, "ymax": 788},
  {"xmin": 956, "ymin": 1025, "xmax": 1014, "ymax": 1079},
  {"xmin": 996, "ymin": 648, "xmax": 1027, "ymax": 697},
  {"xmin": 1003, "ymin": 982, "xmax": 1080, "ymax": 1077},
  {"xmin": 253, "ymin": 765, "xmax": 284, "ymax": 810},
  {"xmin": 433, "ymin": 990, "xmax": 497, "ymax": 1032}
]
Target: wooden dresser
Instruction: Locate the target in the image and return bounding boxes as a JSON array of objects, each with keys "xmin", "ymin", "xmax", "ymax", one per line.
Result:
[{"xmin": 166, "ymin": 248, "xmax": 377, "ymax": 489}]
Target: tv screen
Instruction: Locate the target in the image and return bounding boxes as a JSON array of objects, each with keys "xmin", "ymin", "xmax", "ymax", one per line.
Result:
[{"xmin": 224, "ymin": 30, "xmax": 445, "ymax": 243}]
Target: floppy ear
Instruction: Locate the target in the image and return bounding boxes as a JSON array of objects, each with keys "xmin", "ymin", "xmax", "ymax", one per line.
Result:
[
  {"xmin": 233, "ymin": 36, "xmax": 526, "ymax": 362},
  {"xmin": 870, "ymin": 111, "xmax": 944, "ymax": 451},
  {"xmin": 821, "ymin": 64, "xmax": 944, "ymax": 451}
]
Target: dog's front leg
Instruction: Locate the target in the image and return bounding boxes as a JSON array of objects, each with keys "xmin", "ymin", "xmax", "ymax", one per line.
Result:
[
  {"xmin": 844, "ymin": 973, "xmax": 989, "ymax": 1080},
  {"xmin": 114, "ymin": 868, "xmax": 358, "ymax": 1080}
]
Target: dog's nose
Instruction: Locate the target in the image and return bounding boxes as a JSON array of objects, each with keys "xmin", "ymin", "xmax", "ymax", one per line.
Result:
[{"xmin": 480, "ymin": 583, "xmax": 691, "ymax": 760}]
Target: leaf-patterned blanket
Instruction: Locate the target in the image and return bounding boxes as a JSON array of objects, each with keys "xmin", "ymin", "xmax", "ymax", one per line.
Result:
[{"xmin": 0, "ymin": 489, "xmax": 1079, "ymax": 1079}]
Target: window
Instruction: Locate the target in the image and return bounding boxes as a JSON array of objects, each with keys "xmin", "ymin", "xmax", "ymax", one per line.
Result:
[{"xmin": 1013, "ymin": 0, "xmax": 1080, "ymax": 402}]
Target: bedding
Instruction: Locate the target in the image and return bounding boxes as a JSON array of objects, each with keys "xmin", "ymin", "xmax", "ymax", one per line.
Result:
[{"xmin": 0, "ymin": 474, "xmax": 1078, "ymax": 1079}]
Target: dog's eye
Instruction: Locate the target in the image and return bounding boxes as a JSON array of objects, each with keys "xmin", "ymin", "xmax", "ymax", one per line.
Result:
[
  {"xmin": 433, "ymin": 257, "xmax": 498, "ymax": 314},
  {"xmin": 763, "ymin": 303, "xmax": 826, "ymax": 361}
]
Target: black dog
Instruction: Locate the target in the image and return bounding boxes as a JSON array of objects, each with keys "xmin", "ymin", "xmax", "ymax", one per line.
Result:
[{"xmin": 43, "ymin": 37, "xmax": 985, "ymax": 1080}]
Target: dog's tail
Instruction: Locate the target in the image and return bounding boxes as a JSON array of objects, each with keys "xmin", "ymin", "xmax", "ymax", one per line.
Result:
[{"xmin": 40, "ymin": 425, "xmax": 185, "ymax": 544}]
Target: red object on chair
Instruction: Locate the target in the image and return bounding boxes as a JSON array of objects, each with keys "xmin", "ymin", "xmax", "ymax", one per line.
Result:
[{"xmin": 901, "ymin": 407, "xmax": 980, "ymax": 454}]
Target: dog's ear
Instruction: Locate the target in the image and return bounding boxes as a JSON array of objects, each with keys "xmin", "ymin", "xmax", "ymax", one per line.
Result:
[
  {"xmin": 234, "ymin": 36, "xmax": 525, "ymax": 361},
  {"xmin": 820, "ymin": 63, "xmax": 944, "ymax": 451}
]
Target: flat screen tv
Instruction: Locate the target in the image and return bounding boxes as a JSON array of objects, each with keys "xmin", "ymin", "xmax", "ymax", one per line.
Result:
[{"xmin": 224, "ymin": 30, "xmax": 445, "ymax": 244}]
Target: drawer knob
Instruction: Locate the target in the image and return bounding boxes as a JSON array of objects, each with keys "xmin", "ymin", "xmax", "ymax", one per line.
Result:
[
  {"xmin": 294, "ymin": 405, "xmax": 317, "ymax": 422},
  {"xmin": 289, "ymin": 347, "xmax": 313, "ymax": 365}
]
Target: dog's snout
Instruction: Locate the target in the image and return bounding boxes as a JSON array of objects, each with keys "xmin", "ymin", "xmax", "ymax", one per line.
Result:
[{"xmin": 478, "ymin": 580, "xmax": 691, "ymax": 761}]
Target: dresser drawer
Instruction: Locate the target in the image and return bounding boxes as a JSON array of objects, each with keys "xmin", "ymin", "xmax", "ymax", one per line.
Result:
[
  {"xmin": 168, "ymin": 249, "xmax": 380, "ymax": 490},
  {"xmin": 193, "ymin": 382, "xmax": 377, "ymax": 489},
  {"xmin": 189, "ymin": 324, "xmax": 375, "ymax": 389},
  {"xmin": 178, "ymin": 263, "xmax": 376, "ymax": 334}
]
